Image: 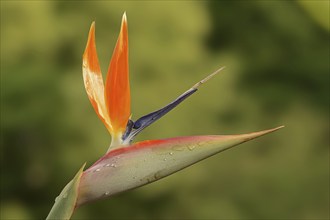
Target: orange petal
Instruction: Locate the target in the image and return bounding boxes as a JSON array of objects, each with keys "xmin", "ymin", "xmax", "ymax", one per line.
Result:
[
  {"xmin": 105, "ymin": 13, "xmax": 130, "ymax": 135},
  {"xmin": 83, "ymin": 22, "xmax": 112, "ymax": 132}
]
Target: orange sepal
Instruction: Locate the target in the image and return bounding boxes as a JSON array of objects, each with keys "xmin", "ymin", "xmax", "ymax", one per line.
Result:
[
  {"xmin": 83, "ymin": 22, "xmax": 112, "ymax": 132},
  {"xmin": 105, "ymin": 13, "xmax": 130, "ymax": 135}
]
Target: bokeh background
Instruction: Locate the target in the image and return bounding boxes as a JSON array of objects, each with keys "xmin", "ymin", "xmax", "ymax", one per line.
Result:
[{"xmin": 1, "ymin": 1, "xmax": 329, "ymax": 219}]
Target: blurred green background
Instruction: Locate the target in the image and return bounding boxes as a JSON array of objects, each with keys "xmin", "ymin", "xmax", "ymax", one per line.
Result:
[{"xmin": 1, "ymin": 1, "xmax": 329, "ymax": 219}]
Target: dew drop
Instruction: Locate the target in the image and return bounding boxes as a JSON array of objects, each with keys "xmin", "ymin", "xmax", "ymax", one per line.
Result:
[
  {"xmin": 110, "ymin": 164, "xmax": 117, "ymax": 168},
  {"xmin": 172, "ymin": 145, "xmax": 185, "ymax": 151},
  {"xmin": 169, "ymin": 152, "xmax": 174, "ymax": 156},
  {"xmin": 188, "ymin": 145, "xmax": 196, "ymax": 151},
  {"xmin": 94, "ymin": 168, "xmax": 101, "ymax": 172},
  {"xmin": 163, "ymin": 158, "xmax": 167, "ymax": 161},
  {"xmin": 197, "ymin": 142, "xmax": 203, "ymax": 147},
  {"xmin": 105, "ymin": 164, "xmax": 111, "ymax": 167}
]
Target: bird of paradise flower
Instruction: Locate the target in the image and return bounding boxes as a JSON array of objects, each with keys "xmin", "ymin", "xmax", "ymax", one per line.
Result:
[{"xmin": 47, "ymin": 13, "xmax": 283, "ymax": 219}]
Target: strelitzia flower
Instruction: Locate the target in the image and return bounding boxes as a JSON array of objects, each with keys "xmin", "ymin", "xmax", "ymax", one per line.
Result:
[{"xmin": 47, "ymin": 13, "xmax": 283, "ymax": 219}]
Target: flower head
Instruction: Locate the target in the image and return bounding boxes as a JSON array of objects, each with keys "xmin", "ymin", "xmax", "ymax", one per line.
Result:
[
  {"xmin": 46, "ymin": 13, "xmax": 284, "ymax": 216},
  {"xmin": 82, "ymin": 13, "xmax": 230, "ymax": 151},
  {"xmin": 47, "ymin": 13, "xmax": 283, "ymax": 219}
]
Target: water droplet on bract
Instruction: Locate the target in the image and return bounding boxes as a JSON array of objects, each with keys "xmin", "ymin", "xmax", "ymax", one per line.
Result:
[
  {"xmin": 110, "ymin": 164, "xmax": 116, "ymax": 168},
  {"xmin": 188, "ymin": 145, "xmax": 196, "ymax": 151},
  {"xmin": 104, "ymin": 192, "xmax": 110, "ymax": 196},
  {"xmin": 94, "ymin": 168, "xmax": 101, "ymax": 172},
  {"xmin": 172, "ymin": 145, "xmax": 185, "ymax": 151},
  {"xmin": 163, "ymin": 158, "xmax": 167, "ymax": 161},
  {"xmin": 169, "ymin": 152, "xmax": 174, "ymax": 156},
  {"xmin": 105, "ymin": 164, "xmax": 111, "ymax": 167}
]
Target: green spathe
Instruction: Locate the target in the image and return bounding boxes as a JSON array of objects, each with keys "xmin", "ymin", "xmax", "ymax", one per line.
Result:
[
  {"xmin": 46, "ymin": 163, "xmax": 86, "ymax": 220},
  {"xmin": 77, "ymin": 126, "xmax": 284, "ymax": 206}
]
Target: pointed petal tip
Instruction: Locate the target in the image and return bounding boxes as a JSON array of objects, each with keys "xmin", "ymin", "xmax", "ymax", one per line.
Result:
[
  {"xmin": 87, "ymin": 22, "xmax": 95, "ymax": 45},
  {"xmin": 264, "ymin": 125, "xmax": 285, "ymax": 133},
  {"xmin": 83, "ymin": 22, "xmax": 99, "ymax": 73},
  {"xmin": 275, "ymin": 125, "xmax": 285, "ymax": 130},
  {"xmin": 90, "ymin": 22, "xmax": 96, "ymax": 33},
  {"xmin": 121, "ymin": 12, "xmax": 127, "ymax": 29},
  {"xmin": 192, "ymin": 66, "xmax": 226, "ymax": 89},
  {"xmin": 239, "ymin": 125, "xmax": 285, "ymax": 142},
  {"xmin": 87, "ymin": 22, "xmax": 96, "ymax": 49}
]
